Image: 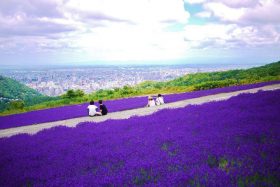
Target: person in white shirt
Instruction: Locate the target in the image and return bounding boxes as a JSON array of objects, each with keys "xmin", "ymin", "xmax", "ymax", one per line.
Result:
[
  {"xmin": 155, "ymin": 94, "xmax": 165, "ymax": 106},
  {"xmin": 87, "ymin": 101, "xmax": 101, "ymax": 117},
  {"xmin": 147, "ymin": 96, "xmax": 156, "ymax": 107}
]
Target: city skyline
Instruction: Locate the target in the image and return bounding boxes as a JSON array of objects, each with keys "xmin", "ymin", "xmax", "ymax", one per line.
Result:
[
  {"xmin": 1, "ymin": 64, "xmax": 258, "ymax": 96},
  {"xmin": 0, "ymin": 0, "xmax": 279, "ymax": 66}
]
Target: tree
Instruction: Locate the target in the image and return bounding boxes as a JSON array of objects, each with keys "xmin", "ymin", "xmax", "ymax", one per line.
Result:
[
  {"xmin": 65, "ymin": 89, "xmax": 76, "ymax": 98},
  {"xmin": 63, "ymin": 89, "xmax": 85, "ymax": 99},
  {"xmin": 75, "ymin": 89, "xmax": 85, "ymax": 97}
]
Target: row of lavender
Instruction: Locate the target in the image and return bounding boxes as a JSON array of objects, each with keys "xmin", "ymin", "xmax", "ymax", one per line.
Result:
[
  {"xmin": 0, "ymin": 80, "xmax": 279, "ymax": 129},
  {"xmin": 0, "ymin": 89, "xmax": 279, "ymax": 186}
]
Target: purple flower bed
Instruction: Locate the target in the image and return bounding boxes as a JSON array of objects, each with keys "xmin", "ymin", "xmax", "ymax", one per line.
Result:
[
  {"xmin": 0, "ymin": 96, "xmax": 147, "ymax": 129},
  {"xmin": 0, "ymin": 80, "xmax": 279, "ymax": 129},
  {"xmin": 164, "ymin": 80, "xmax": 280, "ymax": 103},
  {"xmin": 0, "ymin": 89, "xmax": 279, "ymax": 186}
]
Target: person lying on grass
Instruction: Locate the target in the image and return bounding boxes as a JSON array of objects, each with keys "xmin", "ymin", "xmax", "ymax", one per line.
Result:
[
  {"xmin": 87, "ymin": 101, "xmax": 102, "ymax": 117},
  {"xmin": 99, "ymin": 100, "xmax": 108, "ymax": 115}
]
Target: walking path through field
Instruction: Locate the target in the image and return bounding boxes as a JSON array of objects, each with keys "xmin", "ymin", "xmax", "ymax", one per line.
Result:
[{"xmin": 1, "ymin": 84, "xmax": 280, "ymax": 138}]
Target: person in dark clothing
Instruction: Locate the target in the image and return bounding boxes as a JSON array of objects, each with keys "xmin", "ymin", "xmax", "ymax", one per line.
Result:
[{"xmin": 99, "ymin": 100, "xmax": 108, "ymax": 115}]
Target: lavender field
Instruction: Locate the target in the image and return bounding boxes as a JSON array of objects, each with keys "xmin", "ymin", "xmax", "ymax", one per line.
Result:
[
  {"xmin": 0, "ymin": 89, "xmax": 279, "ymax": 186},
  {"xmin": 0, "ymin": 80, "xmax": 279, "ymax": 129}
]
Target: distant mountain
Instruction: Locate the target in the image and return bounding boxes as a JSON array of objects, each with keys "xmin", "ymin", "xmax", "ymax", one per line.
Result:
[{"xmin": 0, "ymin": 75, "xmax": 54, "ymax": 111}]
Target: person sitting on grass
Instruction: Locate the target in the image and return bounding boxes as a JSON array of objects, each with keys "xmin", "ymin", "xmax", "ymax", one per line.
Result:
[
  {"xmin": 147, "ymin": 96, "xmax": 156, "ymax": 107},
  {"xmin": 99, "ymin": 100, "xmax": 108, "ymax": 115},
  {"xmin": 155, "ymin": 94, "xmax": 165, "ymax": 106},
  {"xmin": 87, "ymin": 101, "xmax": 101, "ymax": 117}
]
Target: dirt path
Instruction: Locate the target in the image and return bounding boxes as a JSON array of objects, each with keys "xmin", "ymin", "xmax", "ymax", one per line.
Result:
[{"xmin": 1, "ymin": 84, "xmax": 280, "ymax": 138}]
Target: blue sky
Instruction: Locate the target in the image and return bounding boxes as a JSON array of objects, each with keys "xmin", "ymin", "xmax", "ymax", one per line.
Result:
[{"xmin": 0, "ymin": 0, "xmax": 279, "ymax": 66}]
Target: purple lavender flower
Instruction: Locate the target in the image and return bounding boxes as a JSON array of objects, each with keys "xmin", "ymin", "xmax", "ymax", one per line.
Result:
[
  {"xmin": 0, "ymin": 89, "xmax": 279, "ymax": 186},
  {"xmin": 0, "ymin": 80, "xmax": 279, "ymax": 129}
]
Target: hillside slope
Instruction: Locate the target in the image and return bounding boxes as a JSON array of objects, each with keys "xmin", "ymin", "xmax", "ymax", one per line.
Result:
[
  {"xmin": 138, "ymin": 61, "xmax": 280, "ymax": 92},
  {"xmin": 0, "ymin": 89, "xmax": 279, "ymax": 186},
  {"xmin": 0, "ymin": 76, "xmax": 55, "ymax": 111},
  {"xmin": 0, "ymin": 75, "xmax": 42, "ymax": 99}
]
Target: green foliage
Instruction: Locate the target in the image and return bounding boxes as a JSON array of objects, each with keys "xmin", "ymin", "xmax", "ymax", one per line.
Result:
[
  {"xmin": 133, "ymin": 168, "xmax": 158, "ymax": 185},
  {"xmin": 193, "ymin": 79, "xmax": 238, "ymax": 90},
  {"xmin": 167, "ymin": 61, "xmax": 280, "ymax": 89},
  {"xmin": 65, "ymin": 89, "xmax": 76, "ymax": 98},
  {"xmin": 1, "ymin": 61, "xmax": 279, "ymax": 116},
  {"xmin": 237, "ymin": 173, "xmax": 280, "ymax": 187},
  {"xmin": 0, "ymin": 75, "xmax": 41, "ymax": 99},
  {"xmin": 120, "ymin": 85, "xmax": 136, "ymax": 96},
  {"xmin": 218, "ymin": 158, "xmax": 228, "ymax": 170},
  {"xmin": 76, "ymin": 89, "xmax": 85, "ymax": 97},
  {"xmin": 7, "ymin": 100, "xmax": 25, "ymax": 110},
  {"xmin": 207, "ymin": 155, "xmax": 219, "ymax": 168},
  {"xmin": 62, "ymin": 89, "xmax": 85, "ymax": 99},
  {"xmin": 0, "ymin": 101, "xmax": 7, "ymax": 111},
  {"xmin": 0, "ymin": 75, "xmax": 57, "ymax": 112}
]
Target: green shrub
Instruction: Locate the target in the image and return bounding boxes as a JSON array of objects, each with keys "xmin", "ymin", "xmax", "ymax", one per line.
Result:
[
  {"xmin": 63, "ymin": 89, "xmax": 85, "ymax": 99},
  {"xmin": 7, "ymin": 100, "xmax": 24, "ymax": 110}
]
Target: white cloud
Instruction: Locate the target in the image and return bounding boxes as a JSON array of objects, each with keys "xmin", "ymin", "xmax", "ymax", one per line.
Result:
[
  {"xmin": 184, "ymin": 24, "xmax": 280, "ymax": 49},
  {"xmin": 184, "ymin": 24, "xmax": 234, "ymax": 48},
  {"xmin": 0, "ymin": 0, "xmax": 191, "ymax": 62},
  {"xmin": 204, "ymin": 0, "xmax": 280, "ymax": 24},
  {"xmin": 241, "ymin": 0, "xmax": 280, "ymax": 24},
  {"xmin": 69, "ymin": 22, "xmax": 188, "ymax": 61},
  {"xmin": 66, "ymin": 0, "xmax": 190, "ymax": 61},
  {"xmin": 204, "ymin": 2, "xmax": 246, "ymax": 22},
  {"xmin": 185, "ymin": 0, "xmax": 257, "ymax": 7},
  {"xmin": 64, "ymin": 0, "xmax": 189, "ymax": 24},
  {"xmin": 184, "ymin": 0, "xmax": 206, "ymax": 4},
  {"xmin": 0, "ymin": 0, "xmax": 279, "ymax": 64},
  {"xmin": 195, "ymin": 11, "xmax": 212, "ymax": 18},
  {"xmin": 217, "ymin": 0, "xmax": 257, "ymax": 8}
]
